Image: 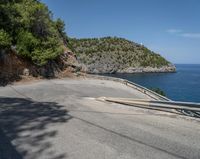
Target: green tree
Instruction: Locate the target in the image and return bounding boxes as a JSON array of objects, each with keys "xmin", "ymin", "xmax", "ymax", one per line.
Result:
[
  {"xmin": 0, "ymin": 29, "xmax": 12, "ymax": 49},
  {"xmin": 0, "ymin": 0, "xmax": 66, "ymax": 66},
  {"xmin": 16, "ymin": 30, "xmax": 39, "ymax": 57},
  {"xmin": 55, "ymin": 18, "xmax": 68, "ymax": 43}
]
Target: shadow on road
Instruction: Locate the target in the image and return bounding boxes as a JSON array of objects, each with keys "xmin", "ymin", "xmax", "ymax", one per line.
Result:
[{"xmin": 0, "ymin": 97, "xmax": 72, "ymax": 159}]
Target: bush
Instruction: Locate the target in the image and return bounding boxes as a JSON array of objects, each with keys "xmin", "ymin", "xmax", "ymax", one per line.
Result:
[
  {"xmin": 150, "ymin": 87, "xmax": 166, "ymax": 96},
  {"xmin": 32, "ymin": 37, "xmax": 63, "ymax": 66},
  {"xmin": 16, "ymin": 31, "xmax": 63, "ymax": 66},
  {"xmin": 16, "ymin": 31, "xmax": 39, "ymax": 57},
  {"xmin": 0, "ymin": 29, "xmax": 12, "ymax": 49}
]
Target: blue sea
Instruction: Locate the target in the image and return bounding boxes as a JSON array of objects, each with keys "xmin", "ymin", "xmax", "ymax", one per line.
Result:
[{"xmin": 104, "ymin": 64, "xmax": 200, "ymax": 103}]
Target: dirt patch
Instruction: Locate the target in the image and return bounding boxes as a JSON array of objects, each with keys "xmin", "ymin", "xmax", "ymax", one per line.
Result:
[{"xmin": 0, "ymin": 49, "xmax": 82, "ymax": 86}]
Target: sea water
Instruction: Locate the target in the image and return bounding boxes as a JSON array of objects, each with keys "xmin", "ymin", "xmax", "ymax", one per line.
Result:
[{"xmin": 104, "ymin": 64, "xmax": 200, "ymax": 103}]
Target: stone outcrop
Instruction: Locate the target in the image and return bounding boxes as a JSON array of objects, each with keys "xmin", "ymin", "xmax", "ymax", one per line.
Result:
[
  {"xmin": 0, "ymin": 48, "xmax": 80, "ymax": 85},
  {"xmin": 81, "ymin": 63, "xmax": 176, "ymax": 74},
  {"xmin": 70, "ymin": 37, "xmax": 177, "ymax": 74},
  {"xmin": 117, "ymin": 65, "xmax": 176, "ymax": 73}
]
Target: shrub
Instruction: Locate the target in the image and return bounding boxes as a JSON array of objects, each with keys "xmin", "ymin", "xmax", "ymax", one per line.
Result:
[
  {"xmin": 16, "ymin": 31, "xmax": 39, "ymax": 57},
  {"xmin": 16, "ymin": 31, "xmax": 63, "ymax": 66},
  {"xmin": 0, "ymin": 29, "xmax": 12, "ymax": 49},
  {"xmin": 32, "ymin": 37, "xmax": 63, "ymax": 66},
  {"xmin": 150, "ymin": 87, "xmax": 166, "ymax": 96}
]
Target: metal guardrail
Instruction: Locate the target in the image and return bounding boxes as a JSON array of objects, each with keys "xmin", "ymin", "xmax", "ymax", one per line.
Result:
[
  {"xmin": 123, "ymin": 80, "xmax": 170, "ymax": 101},
  {"xmin": 87, "ymin": 74, "xmax": 170, "ymax": 101},
  {"xmin": 85, "ymin": 74, "xmax": 200, "ymax": 118},
  {"xmin": 99, "ymin": 97, "xmax": 200, "ymax": 118}
]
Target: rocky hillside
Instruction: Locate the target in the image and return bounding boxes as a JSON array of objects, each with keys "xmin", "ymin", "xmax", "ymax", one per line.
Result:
[
  {"xmin": 0, "ymin": 0, "xmax": 80, "ymax": 85},
  {"xmin": 69, "ymin": 37, "xmax": 176, "ymax": 73},
  {"xmin": 0, "ymin": 47, "xmax": 79, "ymax": 85}
]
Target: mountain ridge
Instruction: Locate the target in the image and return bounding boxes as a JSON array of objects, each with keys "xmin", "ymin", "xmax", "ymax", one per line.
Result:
[{"xmin": 69, "ymin": 37, "xmax": 176, "ymax": 74}]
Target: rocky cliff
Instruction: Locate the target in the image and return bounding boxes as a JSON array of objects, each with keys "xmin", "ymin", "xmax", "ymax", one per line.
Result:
[
  {"xmin": 0, "ymin": 47, "xmax": 80, "ymax": 85},
  {"xmin": 69, "ymin": 37, "xmax": 176, "ymax": 74}
]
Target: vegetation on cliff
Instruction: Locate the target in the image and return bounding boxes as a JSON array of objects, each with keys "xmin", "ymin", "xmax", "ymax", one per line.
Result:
[
  {"xmin": 0, "ymin": 0, "xmax": 68, "ymax": 66},
  {"xmin": 150, "ymin": 88, "xmax": 166, "ymax": 97},
  {"xmin": 69, "ymin": 37, "xmax": 172, "ymax": 72}
]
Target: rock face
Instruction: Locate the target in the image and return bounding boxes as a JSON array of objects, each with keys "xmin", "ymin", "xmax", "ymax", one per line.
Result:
[
  {"xmin": 69, "ymin": 37, "xmax": 176, "ymax": 74},
  {"xmin": 0, "ymin": 50, "xmax": 34, "ymax": 85},
  {"xmin": 117, "ymin": 65, "xmax": 176, "ymax": 73},
  {"xmin": 81, "ymin": 63, "xmax": 176, "ymax": 74},
  {"xmin": 0, "ymin": 48, "xmax": 80, "ymax": 85}
]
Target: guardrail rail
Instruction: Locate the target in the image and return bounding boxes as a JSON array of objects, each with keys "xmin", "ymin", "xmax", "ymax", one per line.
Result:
[
  {"xmin": 98, "ymin": 97, "xmax": 200, "ymax": 118},
  {"xmin": 87, "ymin": 74, "xmax": 170, "ymax": 101}
]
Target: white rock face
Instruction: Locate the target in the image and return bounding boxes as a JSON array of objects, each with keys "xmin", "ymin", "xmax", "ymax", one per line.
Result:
[
  {"xmin": 118, "ymin": 65, "xmax": 176, "ymax": 73},
  {"xmin": 23, "ymin": 68, "xmax": 30, "ymax": 76},
  {"xmin": 83, "ymin": 64, "xmax": 176, "ymax": 74}
]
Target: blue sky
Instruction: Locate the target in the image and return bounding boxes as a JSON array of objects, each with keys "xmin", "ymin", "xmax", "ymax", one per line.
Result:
[{"xmin": 42, "ymin": 0, "xmax": 200, "ymax": 64}]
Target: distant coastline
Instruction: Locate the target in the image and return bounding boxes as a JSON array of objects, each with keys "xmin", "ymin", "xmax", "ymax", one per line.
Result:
[
  {"xmin": 82, "ymin": 64, "xmax": 176, "ymax": 74},
  {"xmin": 70, "ymin": 37, "xmax": 176, "ymax": 74},
  {"xmin": 116, "ymin": 65, "xmax": 176, "ymax": 73}
]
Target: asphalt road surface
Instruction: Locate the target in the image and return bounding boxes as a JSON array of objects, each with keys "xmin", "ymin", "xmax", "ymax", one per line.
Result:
[{"xmin": 0, "ymin": 78, "xmax": 199, "ymax": 159}]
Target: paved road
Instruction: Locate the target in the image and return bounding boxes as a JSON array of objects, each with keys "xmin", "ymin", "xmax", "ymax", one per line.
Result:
[{"xmin": 0, "ymin": 78, "xmax": 199, "ymax": 159}]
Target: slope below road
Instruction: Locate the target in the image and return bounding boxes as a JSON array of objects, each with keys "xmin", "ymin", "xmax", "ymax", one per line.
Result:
[{"xmin": 0, "ymin": 78, "xmax": 199, "ymax": 159}]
